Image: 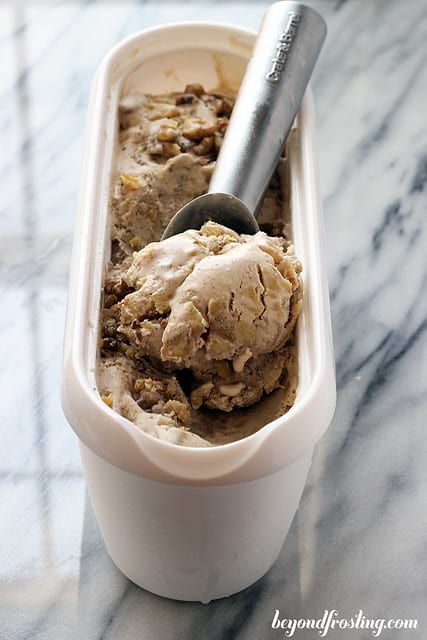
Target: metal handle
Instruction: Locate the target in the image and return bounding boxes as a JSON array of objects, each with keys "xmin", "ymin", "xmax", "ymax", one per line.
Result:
[{"xmin": 208, "ymin": 1, "xmax": 326, "ymax": 215}]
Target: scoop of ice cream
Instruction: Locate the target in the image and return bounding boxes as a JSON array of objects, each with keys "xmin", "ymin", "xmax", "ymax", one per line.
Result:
[{"xmin": 118, "ymin": 221, "xmax": 302, "ymax": 411}]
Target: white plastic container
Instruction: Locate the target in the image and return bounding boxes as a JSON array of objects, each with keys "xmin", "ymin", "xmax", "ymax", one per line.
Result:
[{"xmin": 62, "ymin": 22, "xmax": 336, "ymax": 602}]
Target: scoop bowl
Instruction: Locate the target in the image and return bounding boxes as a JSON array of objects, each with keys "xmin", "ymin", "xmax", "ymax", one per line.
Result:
[{"xmin": 162, "ymin": 192, "xmax": 259, "ymax": 237}]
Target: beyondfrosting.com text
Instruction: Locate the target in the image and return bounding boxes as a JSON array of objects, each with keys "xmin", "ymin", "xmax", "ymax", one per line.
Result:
[{"xmin": 271, "ymin": 609, "xmax": 418, "ymax": 638}]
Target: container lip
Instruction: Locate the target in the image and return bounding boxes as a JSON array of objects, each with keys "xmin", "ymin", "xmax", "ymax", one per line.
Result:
[
  {"xmin": 62, "ymin": 21, "xmax": 336, "ymax": 484},
  {"xmin": 103, "ymin": 19, "xmax": 257, "ymax": 48},
  {"xmin": 97, "ymin": 19, "xmax": 258, "ymax": 75}
]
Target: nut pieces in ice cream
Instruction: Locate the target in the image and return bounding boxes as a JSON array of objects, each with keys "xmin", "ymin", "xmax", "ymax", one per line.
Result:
[
  {"xmin": 97, "ymin": 85, "xmax": 302, "ymax": 447},
  {"xmin": 118, "ymin": 221, "xmax": 302, "ymax": 412}
]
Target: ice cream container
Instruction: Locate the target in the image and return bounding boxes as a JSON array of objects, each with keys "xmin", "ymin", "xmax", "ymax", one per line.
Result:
[{"xmin": 62, "ymin": 21, "xmax": 336, "ymax": 602}]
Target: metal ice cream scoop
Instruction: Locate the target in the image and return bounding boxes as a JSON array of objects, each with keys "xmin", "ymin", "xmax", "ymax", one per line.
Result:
[{"xmin": 161, "ymin": 1, "xmax": 326, "ymax": 239}]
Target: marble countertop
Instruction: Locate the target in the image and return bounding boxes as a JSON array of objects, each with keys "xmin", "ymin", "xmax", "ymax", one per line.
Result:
[{"xmin": 1, "ymin": 0, "xmax": 427, "ymax": 638}]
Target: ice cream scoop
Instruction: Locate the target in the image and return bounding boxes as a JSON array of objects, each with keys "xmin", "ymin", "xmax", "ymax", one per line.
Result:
[
  {"xmin": 118, "ymin": 222, "xmax": 303, "ymax": 412},
  {"xmin": 162, "ymin": 1, "xmax": 326, "ymax": 239}
]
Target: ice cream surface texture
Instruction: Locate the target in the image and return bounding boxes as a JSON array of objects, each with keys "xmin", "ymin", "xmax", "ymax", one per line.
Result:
[
  {"xmin": 119, "ymin": 221, "xmax": 302, "ymax": 412},
  {"xmin": 98, "ymin": 84, "xmax": 302, "ymax": 447}
]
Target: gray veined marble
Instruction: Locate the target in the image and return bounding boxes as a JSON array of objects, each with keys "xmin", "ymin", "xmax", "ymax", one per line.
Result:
[{"xmin": 1, "ymin": 0, "xmax": 427, "ymax": 638}]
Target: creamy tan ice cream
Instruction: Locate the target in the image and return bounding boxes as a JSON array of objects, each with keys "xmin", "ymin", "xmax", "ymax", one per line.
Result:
[
  {"xmin": 97, "ymin": 84, "xmax": 302, "ymax": 447},
  {"xmin": 118, "ymin": 221, "xmax": 302, "ymax": 412}
]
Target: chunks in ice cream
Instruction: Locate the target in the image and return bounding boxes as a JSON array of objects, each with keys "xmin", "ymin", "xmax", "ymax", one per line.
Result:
[
  {"xmin": 97, "ymin": 84, "xmax": 302, "ymax": 447},
  {"xmin": 118, "ymin": 221, "xmax": 302, "ymax": 412}
]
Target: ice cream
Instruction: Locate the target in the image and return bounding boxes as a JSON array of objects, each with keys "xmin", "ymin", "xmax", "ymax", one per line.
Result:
[
  {"xmin": 119, "ymin": 220, "xmax": 302, "ymax": 410},
  {"xmin": 98, "ymin": 84, "xmax": 302, "ymax": 447},
  {"xmin": 109, "ymin": 83, "xmax": 235, "ymax": 261}
]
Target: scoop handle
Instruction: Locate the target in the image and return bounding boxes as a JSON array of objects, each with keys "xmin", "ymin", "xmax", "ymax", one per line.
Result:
[{"xmin": 208, "ymin": 1, "xmax": 326, "ymax": 215}]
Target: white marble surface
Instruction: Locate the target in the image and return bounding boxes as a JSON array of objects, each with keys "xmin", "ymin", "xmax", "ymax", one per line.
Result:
[{"xmin": 1, "ymin": 0, "xmax": 427, "ymax": 638}]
